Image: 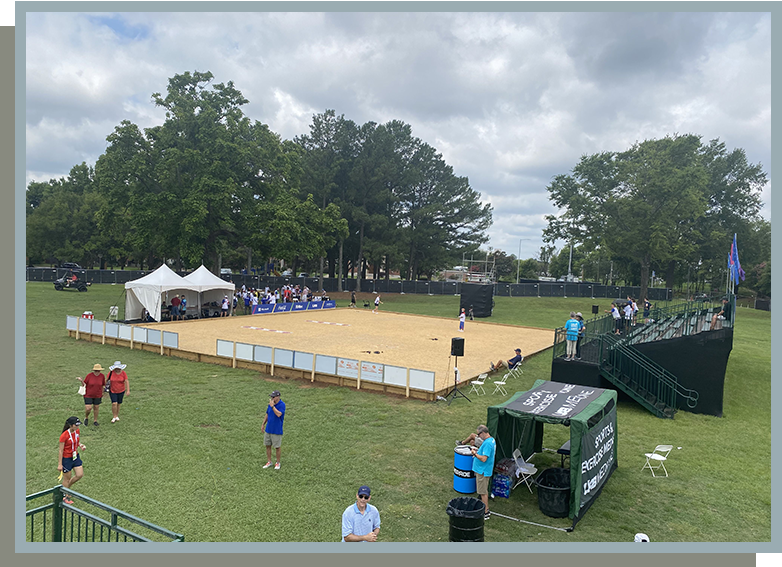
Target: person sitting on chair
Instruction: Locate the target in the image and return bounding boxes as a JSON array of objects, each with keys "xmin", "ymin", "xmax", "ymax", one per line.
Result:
[
  {"xmin": 710, "ymin": 296, "xmax": 732, "ymax": 330},
  {"xmin": 490, "ymin": 348, "xmax": 523, "ymax": 373},
  {"xmin": 456, "ymin": 433, "xmax": 484, "ymax": 448}
]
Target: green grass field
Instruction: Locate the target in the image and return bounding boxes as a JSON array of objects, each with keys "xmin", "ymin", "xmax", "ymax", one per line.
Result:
[{"xmin": 25, "ymin": 282, "xmax": 771, "ymax": 542}]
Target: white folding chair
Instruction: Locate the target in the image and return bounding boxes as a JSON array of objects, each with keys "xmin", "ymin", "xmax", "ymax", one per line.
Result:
[
  {"xmin": 468, "ymin": 374, "xmax": 487, "ymax": 396},
  {"xmin": 512, "ymin": 449, "xmax": 538, "ymax": 493},
  {"xmin": 492, "ymin": 378, "xmax": 507, "ymax": 396},
  {"xmin": 641, "ymin": 444, "xmax": 673, "ymax": 477}
]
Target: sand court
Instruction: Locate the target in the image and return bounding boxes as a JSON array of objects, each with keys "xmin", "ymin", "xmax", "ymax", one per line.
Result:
[{"xmin": 139, "ymin": 308, "xmax": 554, "ymax": 392}]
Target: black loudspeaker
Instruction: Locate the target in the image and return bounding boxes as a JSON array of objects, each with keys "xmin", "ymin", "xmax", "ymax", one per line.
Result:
[
  {"xmin": 592, "ymin": 305, "xmax": 599, "ymax": 314},
  {"xmin": 451, "ymin": 337, "xmax": 465, "ymax": 357}
]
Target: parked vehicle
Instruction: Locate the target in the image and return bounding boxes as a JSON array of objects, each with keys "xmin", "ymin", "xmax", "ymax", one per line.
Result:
[
  {"xmin": 297, "ymin": 272, "xmax": 309, "ymax": 278},
  {"xmin": 60, "ymin": 262, "xmax": 83, "ymax": 270},
  {"xmin": 220, "ymin": 268, "xmax": 232, "ymax": 275}
]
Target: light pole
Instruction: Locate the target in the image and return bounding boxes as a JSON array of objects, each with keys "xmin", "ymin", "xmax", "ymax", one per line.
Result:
[{"xmin": 516, "ymin": 238, "xmax": 532, "ymax": 284}]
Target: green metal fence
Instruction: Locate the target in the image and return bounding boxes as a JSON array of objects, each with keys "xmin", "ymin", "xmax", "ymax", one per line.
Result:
[{"xmin": 26, "ymin": 486, "xmax": 184, "ymax": 542}]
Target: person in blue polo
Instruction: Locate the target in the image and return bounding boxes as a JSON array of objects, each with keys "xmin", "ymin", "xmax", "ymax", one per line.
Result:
[
  {"xmin": 341, "ymin": 485, "xmax": 381, "ymax": 542},
  {"xmin": 262, "ymin": 390, "xmax": 285, "ymax": 470},
  {"xmin": 470, "ymin": 425, "xmax": 496, "ymax": 520}
]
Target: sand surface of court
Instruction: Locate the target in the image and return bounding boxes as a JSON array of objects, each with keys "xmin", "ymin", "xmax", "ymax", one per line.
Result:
[{"xmin": 140, "ymin": 309, "xmax": 554, "ymax": 391}]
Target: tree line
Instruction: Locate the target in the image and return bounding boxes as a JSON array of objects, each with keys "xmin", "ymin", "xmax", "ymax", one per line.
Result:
[{"xmin": 26, "ymin": 71, "xmax": 493, "ymax": 292}]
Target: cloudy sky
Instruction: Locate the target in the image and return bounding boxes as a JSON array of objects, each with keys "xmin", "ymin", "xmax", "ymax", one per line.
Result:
[{"xmin": 24, "ymin": 8, "xmax": 771, "ymax": 259}]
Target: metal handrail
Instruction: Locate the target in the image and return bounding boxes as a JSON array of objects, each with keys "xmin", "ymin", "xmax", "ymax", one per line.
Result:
[{"xmin": 26, "ymin": 486, "xmax": 184, "ymax": 542}]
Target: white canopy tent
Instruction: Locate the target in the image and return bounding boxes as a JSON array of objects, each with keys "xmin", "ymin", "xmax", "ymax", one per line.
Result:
[
  {"xmin": 181, "ymin": 265, "xmax": 236, "ymax": 317},
  {"xmin": 124, "ymin": 264, "xmax": 199, "ymax": 322}
]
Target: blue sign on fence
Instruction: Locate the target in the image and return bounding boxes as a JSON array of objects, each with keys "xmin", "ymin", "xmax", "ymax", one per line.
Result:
[
  {"xmin": 307, "ymin": 301, "xmax": 323, "ymax": 310},
  {"xmin": 274, "ymin": 303, "xmax": 292, "ymax": 313},
  {"xmin": 292, "ymin": 302, "xmax": 307, "ymax": 312},
  {"xmin": 253, "ymin": 305, "xmax": 274, "ymax": 315},
  {"xmin": 323, "ymin": 300, "xmax": 336, "ymax": 309}
]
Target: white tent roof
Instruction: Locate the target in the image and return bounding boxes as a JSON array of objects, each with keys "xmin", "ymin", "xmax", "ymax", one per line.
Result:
[
  {"xmin": 124, "ymin": 264, "xmax": 198, "ymax": 322},
  {"xmin": 181, "ymin": 265, "xmax": 236, "ymax": 292}
]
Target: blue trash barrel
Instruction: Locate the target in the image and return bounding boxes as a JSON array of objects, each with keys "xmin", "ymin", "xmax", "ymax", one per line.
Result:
[{"xmin": 453, "ymin": 446, "xmax": 476, "ymax": 493}]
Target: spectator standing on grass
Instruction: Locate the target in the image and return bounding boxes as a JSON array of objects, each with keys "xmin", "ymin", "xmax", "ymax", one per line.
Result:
[
  {"xmin": 459, "ymin": 308, "xmax": 466, "ymax": 332},
  {"xmin": 470, "ymin": 425, "xmax": 496, "ymax": 520},
  {"xmin": 78, "ymin": 364, "xmax": 106, "ymax": 426},
  {"xmin": 244, "ymin": 291, "xmax": 251, "ymax": 314},
  {"xmin": 58, "ymin": 416, "xmax": 86, "ymax": 504},
  {"xmin": 107, "ymin": 361, "xmax": 130, "ymax": 423},
  {"xmin": 221, "ymin": 295, "xmax": 230, "ymax": 317},
  {"xmin": 262, "ymin": 390, "xmax": 285, "ymax": 470},
  {"xmin": 179, "ymin": 295, "xmax": 187, "ymax": 320},
  {"xmin": 575, "ymin": 312, "xmax": 585, "ymax": 360},
  {"xmin": 350, "ymin": 290, "xmax": 357, "ymax": 308},
  {"xmin": 564, "ymin": 311, "xmax": 580, "ymax": 361},
  {"xmin": 490, "ymin": 348, "xmax": 523, "ymax": 373},
  {"xmin": 341, "ymin": 485, "xmax": 380, "ymax": 542},
  {"xmin": 251, "ymin": 292, "xmax": 259, "ymax": 313},
  {"xmin": 372, "ymin": 295, "xmax": 383, "ymax": 314}
]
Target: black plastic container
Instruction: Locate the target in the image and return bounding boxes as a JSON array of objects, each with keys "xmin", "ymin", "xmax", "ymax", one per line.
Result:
[
  {"xmin": 535, "ymin": 467, "xmax": 570, "ymax": 518},
  {"xmin": 446, "ymin": 497, "xmax": 485, "ymax": 542}
]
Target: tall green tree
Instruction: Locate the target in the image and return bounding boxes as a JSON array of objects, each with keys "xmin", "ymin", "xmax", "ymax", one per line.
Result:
[{"xmin": 546, "ymin": 135, "xmax": 711, "ymax": 300}]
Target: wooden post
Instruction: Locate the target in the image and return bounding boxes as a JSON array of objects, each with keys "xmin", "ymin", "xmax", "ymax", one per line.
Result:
[
  {"xmin": 102, "ymin": 321, "xmax": 106, "ymax": 345},
  {"xmin": 405, "ymin": 368, "xmax": 410, "ymax": 398},
  {"xmin": 357, "ymin": 361, "xmax": 362, "ymax": 390},
  {"xmin": 232, "ymin": 342, "xmax": 237, "ymax": 368},
  {"xmin": 75, "ymin": 319, "xmax": 80, "ymax": 341},
  {"xmin": 129, "ymin": 327, "xmax": 133, "ymax": 350},
  {"xmin": 270, "ymin": 347, "xmax": 275, "ymax": 376},
  {"xmin": 311, "ymin": 353, "xmax": 316, "ymax": 383},
  {"xmin": 160, "ymin": 334, "xmax": 164, "ymax": 356}
]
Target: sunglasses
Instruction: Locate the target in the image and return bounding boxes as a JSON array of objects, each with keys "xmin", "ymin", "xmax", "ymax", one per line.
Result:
[{"xmin": 358, "ymin": 494, "xmax": 370, "ymax": 500}]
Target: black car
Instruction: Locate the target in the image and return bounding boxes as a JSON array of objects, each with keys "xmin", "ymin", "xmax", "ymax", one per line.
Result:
[{"xmin": 60, "ymin": 262, "xmax": 83, "ymax": 270}]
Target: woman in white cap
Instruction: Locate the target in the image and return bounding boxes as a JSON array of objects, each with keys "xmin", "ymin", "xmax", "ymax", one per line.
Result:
[
  {"xmin": 107, "ymin": 361, "xmax": 130, "ymax": 423},
  {"xmin": 78, "ymin": 364, "xmax": 106, "ymax": 426},
  {"xmin": 221, "ymin": 295, "xmax": 230, "ymax": 316}
]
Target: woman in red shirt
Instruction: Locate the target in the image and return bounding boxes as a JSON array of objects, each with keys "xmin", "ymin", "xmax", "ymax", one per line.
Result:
[
  {"xmin": 107, "ymin": 360, "xmax": 130, "ymax": 423},
  {"xmin": 78, "ymin": 363, "xmax": 106, "ymax": 426},
  {"xmin": 58, "ymin": 416, "xmax": 86, "ymax": 504}
]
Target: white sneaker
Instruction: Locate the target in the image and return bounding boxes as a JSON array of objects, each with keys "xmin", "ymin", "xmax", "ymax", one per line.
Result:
[
  {"xmin": 274, "ymin": 462, "xmax": 281, "ymax": 470},
  {"xmin": 263, "ymin": 461, "xmax": 273, "ymax": 469},
  {"xmin": 111, "ymin": 417, "xmax": 117, "ymax": 423}
]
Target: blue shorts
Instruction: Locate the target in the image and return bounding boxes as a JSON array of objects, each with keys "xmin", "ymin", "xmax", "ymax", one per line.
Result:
[
  {"xmin": 110, "ymin": 391, "xmax": 125, "ymax": 404},
  {"xmin": 62, "ymin": 455, "xmax": 83, "ymax": 473},
  {"xmin": 170, "ymin": 305, "xmax": 179, "ymax": 317},
  {"xmin": 84, "ymin": 397, "xmax": 102, "ymax": 405}
]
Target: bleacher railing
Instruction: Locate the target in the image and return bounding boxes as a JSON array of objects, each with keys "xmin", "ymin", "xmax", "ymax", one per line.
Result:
[{"xmin": 26, "ymin": 486, "xmax": 184, "ymax": 542}]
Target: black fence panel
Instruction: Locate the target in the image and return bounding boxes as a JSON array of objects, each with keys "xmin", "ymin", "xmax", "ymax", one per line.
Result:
[
  {"xmin": 494, "ymin": 283, "xmax": 511, "ymax": 297},
  {"xmin": 564, "ymin": 283, "xmax": 579, "ymax": 297},
  {"xmin": 537, "ymin": 283, "xmax": 552, "ymax": 297},
  {"xmin": 427, "ymin": 281, "xmax": 444, "ymax": 295}
]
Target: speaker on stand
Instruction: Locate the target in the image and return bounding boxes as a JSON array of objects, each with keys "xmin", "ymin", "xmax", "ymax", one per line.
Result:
[{"xmin": 445, "ymin": 337, "xmax": 470, "ymax": 405}]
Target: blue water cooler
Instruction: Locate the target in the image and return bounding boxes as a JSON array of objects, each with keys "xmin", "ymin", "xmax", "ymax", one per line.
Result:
[{"xmin": 453, "ymin": 446, "xmax": 476, "ymax": 493}]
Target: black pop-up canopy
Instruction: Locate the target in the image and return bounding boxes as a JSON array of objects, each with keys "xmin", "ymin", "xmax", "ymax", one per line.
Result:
[{"xmin": 487, "ymin": 379, "xmax": 618, "ymax": 528}]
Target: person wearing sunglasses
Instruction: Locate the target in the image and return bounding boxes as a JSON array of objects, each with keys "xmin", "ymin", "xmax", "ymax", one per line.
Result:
[{"xmin": 341, "ymin": 485, "xmax": 381, "ymax": 542}]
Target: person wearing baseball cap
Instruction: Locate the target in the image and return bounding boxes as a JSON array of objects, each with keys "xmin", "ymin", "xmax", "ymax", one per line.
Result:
[
  {"xmin": 489, "ymin": 348, "xmax": 524, "ymax": 373},
  {"xmin": 341, "ymin": 485, "xmax": 381, "ymax": 542},
  {"xmin": 58, "ymin": 416, "xmax": 86, "ymax": 503},
  {"xmin": 262, "ymin": 390, "xmax": 285, "ymax": 470},
  {"xmin": 78, "ymin": 363, "xmax": 106, "ymax": 426}
]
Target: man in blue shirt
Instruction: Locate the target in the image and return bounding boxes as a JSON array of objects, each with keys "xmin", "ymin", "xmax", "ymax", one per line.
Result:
[
  {"xmin": 490, "ymin": 348, "xmax": 523, "ymax": 373},
  {"xmin": 470, "ymin": 425, "xmax": 496, "ymax": 520},
  {"xmin": 341, "ymin": 485, "xmax": 381, "ymax": 542},
  {"xmin": 262, "ymin": 390, "xmax": 285, "ymax": 470}
]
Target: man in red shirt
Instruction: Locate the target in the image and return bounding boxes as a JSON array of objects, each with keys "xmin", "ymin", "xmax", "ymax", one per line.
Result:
[
  {"xmin": 169, "ymin": 294, "xmax": 181, "ymax": 320},
  {"xmin": 79, "ymin": 363, "xmax": 106, "ymax": 426}
]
